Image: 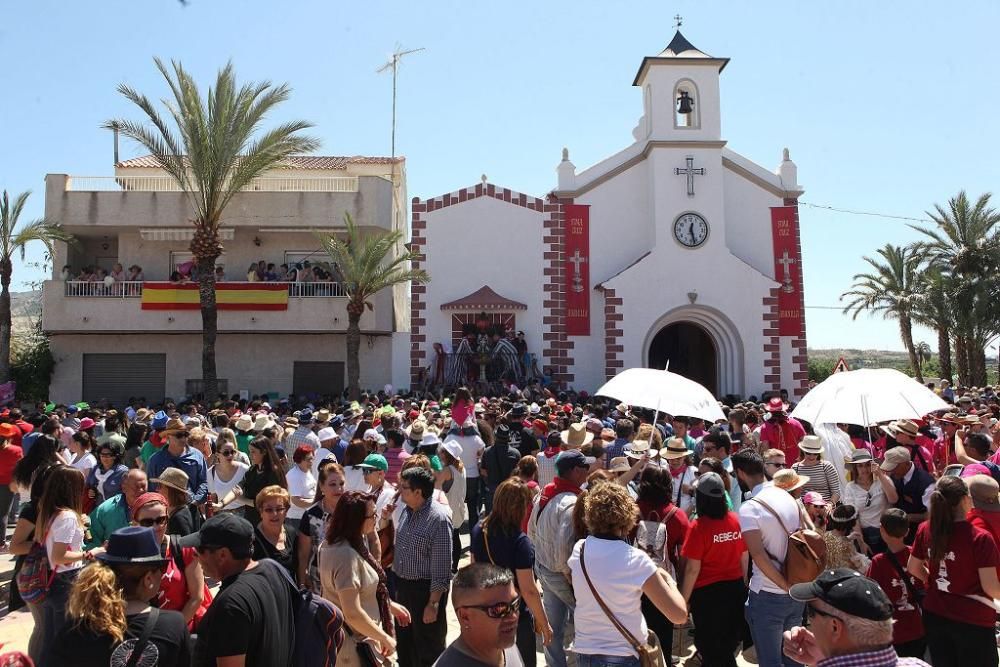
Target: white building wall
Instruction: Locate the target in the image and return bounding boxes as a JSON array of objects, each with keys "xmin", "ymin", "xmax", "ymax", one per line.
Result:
[{"xmin": 722, "ymin": 167, "xmax": 783, "ymax": 276}]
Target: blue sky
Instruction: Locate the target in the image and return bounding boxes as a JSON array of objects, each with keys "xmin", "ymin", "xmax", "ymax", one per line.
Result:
[{"xmin": 2, "ymin": 1, "xmax": 998, "ymax": 351}]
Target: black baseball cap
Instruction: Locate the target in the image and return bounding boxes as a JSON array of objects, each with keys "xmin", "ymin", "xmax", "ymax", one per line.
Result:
[
  {"xmin": 789, "ymin": 568, "xmax": 893, "ymax": 622},
  {"xmin": 555, "ymin": 450, "xmax": 596, "ymax": 475},
  {"xmin": 177, "ymin": 512, "xmax": 254, "ymax": 552}
]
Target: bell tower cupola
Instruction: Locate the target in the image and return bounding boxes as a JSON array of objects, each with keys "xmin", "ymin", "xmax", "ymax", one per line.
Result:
[{"xmin": 632, "ymin": 31, "xmax": 728, "ymax": 143}]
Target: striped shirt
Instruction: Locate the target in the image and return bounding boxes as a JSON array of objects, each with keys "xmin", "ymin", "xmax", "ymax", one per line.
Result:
[
  {"xmin": 816, "ymin": 646, "xmax": 928, "ymax": 666},
  {"xmin": 393, "ymin": 497, "xmax": 453, "ymax": 592},
  {"xmin": 286, "ymin": 426, "xmax": 321, "ymax": 451},
  {"xmin": 792, "ymin": 459, "xmax": 842, "ymax": 501}
]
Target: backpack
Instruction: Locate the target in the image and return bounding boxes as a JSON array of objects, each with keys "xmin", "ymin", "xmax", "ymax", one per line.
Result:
[
  {"xmin": 634, "ymin": 507, "xmax": 679, "ymax": 577},
  {"xmin": 16, "ymin": 522, "xmax": 55, "ymax": 604},
  {"xmin": 264, "ymin": 559, "xmax": 346, "ymax": 667},
  {"xmin": 750, "ymin": 497, "xmax": 826, "ymax": 586}
]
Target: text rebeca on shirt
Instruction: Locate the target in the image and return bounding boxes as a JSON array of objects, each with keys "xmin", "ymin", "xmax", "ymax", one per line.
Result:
[{"xmin": 713, "ymin": 530, "xmax": 741, "ymax": 544}]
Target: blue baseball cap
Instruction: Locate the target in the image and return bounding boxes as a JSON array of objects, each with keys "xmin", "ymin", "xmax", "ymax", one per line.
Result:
[
  {"xmin": 555, "ymin": 450, "xmax": 596, "ymax": 476},
  {"xmin": 151, "ymin": 410, "xmax": 169, "ymax": 430}
]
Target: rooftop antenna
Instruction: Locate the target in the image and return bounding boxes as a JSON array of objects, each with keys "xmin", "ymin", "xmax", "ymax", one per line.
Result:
[{"xmin": 376, "ymin": 45, "xmax": 425, "ymax": 159}]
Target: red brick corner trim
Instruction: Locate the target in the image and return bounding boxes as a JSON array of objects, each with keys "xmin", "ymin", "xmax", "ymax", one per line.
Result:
[{"xmin": 599, "ymin": 287, "xmax": 624, "ymax": 380}]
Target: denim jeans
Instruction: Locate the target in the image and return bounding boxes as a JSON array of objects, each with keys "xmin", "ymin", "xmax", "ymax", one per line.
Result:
[
  {"xmin": 465, "ymin": 477, "xmax": 482, "ymax": 530},
  {"xmin": 745, "ymin": 589, "xmax": 804, "ymax": 667},
  {"xmin": 576, "ymin": 655, "xmax": 639, "ymax": 667},
  {"xmin": 536, "ymin": 563, "xmax": 577, "ymax": 667}
]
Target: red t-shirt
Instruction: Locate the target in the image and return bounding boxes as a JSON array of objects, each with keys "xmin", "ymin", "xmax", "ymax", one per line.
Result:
[
  {"xmin": 159, "ymin": 542, "xmax": 213, "ymax": 631},
  {"xmin": 681, "ymin": 512, "xmax": 746, "ymax": 588},
  {"xmin": 912, "ymin": 520, "xmax": 1000, "ymax": 627},
  {"xmin": 968, "ymin": 508, "xmax": 1000, "ymax": 577},
  {"xmin": 0, "ymin": 444, "xmax": 23, "ymax": 485},
  {"xmin": 866, "ymin": 546, "xmax": 925, "ymax": 644},
  {"xmin": 759, "ymin": 418, "xmax": 805, "ymax": 462},
  {"xmin": 637, "ymin": 500, "xmax": 690, "ymax": 566}
]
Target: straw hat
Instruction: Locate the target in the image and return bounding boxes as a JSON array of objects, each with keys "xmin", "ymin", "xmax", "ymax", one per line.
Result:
[
  {"xmin": 609, "ymin": 457, "xmax": 630, "ymax": 473},
  {"xmin": 772, "ymin": 468, "xmax": 810, "ymax": 492},
  {"xmin": 799, "ymin": 435, "xmax": 824, "ymax": 455},
  {"xmin": 660, "ymin": 438, "xmax": 690, "ymax": 460},
  {"xmin": 160, "ymin": 417, "xmax": 188, "ymax": 437},
  {"xmin": 151, "ymin": 467, "xmax": 191, "ymax": 496},
  {"xmin": 234, "ymin": 414, "xmax": 254, "ymax": 432},
  {"xmin": 560, "ymin": 423, "xmax": 595, "ymax": 448}
]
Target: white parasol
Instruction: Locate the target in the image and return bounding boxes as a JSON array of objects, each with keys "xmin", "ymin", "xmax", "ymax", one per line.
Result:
[
  {"xmin": 595, "ymin": 367, "xmax": 727, "ymax": 422},
  {"xmin": 790, "ymin": 368, "xmax": 949, "ymax": 427}
]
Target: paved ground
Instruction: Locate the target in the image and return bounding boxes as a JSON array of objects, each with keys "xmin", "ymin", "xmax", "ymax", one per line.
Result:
[{"xmin": 0, "ymin": 531, "xmax": 757, "ymax": 666}]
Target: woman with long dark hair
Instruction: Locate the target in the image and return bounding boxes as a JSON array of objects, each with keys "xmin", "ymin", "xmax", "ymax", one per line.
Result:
[
  {"xmin": 679, "ymin": 472, "xmax": 747, "ymax": 667},
  {"xmin": 908, "ymin": 475, "xmax": 1000, "ymax": 667},
  {"xmin": 298, "ymin": 461, "xmax": 346, "ymax": 591},
  {"xmin": 342, "ymin": 440, "xmax": 369, "ymax": 492},
  {"xmin": 67, "ymin": 431, "xmax": 97, "ymax": 477},
  {"xmin": 240, "ymin": 436, "xmax": 287, "ymax": 525},
  {"xmin": 34, "ymin": 465, "xmax": 97, "ymax": 666},
  {"xmin": 470, "ymin": 477, "xmax": 552, "ymax": 667},
  {"xmin": 319, "ymin": 491, "xmax": 411, "ymax": 665}
]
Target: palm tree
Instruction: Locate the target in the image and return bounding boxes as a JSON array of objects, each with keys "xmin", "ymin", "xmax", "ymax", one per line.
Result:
[
  {"xmin": 915, "ymin": 341, "xmax": 932, "ymax": 369},
  {"xmin": 0, "ymin": 190, "xmax": 73, "ymax": 383},
  {"xmin": 316, "ymin": 213, "xmax": 428, "ymax": 399},
  {"xmin": 106, "ymin": 59, "xmax": 319, "ymax": 398},
  {"xmin": 912, "ymin": 191, "xmax": 1000, "ymax": 386},
  {"xmin": 841, "ymin": 243, "xmax": 924, "ymax": 382},
  {"xmin": 913, "ymin": 268, "xmax": 953, "ymax": 383}
]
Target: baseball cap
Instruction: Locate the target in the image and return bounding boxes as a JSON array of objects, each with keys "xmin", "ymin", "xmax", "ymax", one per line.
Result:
[
  {"xmin": 357, "ymin": 453, "xmax": 388, "ymax": 472},
  {"xmin": 178, "ymin": 513, "xmax": 254, "ymax": 552},
  {"xmin": 695, "ymin": 472, "xmax": 726, "ymax": 498},
  {"xmin": 555, "ymin": 450, "xmax": 595, "ymax": 476},
  {"xmin": 802, "ymin": 491, "xmax": 828, "ymax": 507},
  {"xmin": 789, "ymin": 568, "xmax": 893, "ymax": 622},
  {"xmin": 967, "ymin": 474, "xmax": 1000, "ymax": 511},
  {"xmin": 880, "ymin": 446, "xmax": 911, "ymax": 471}
]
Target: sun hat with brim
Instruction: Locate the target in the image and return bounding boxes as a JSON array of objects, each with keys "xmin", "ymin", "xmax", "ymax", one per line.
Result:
[
  {"xmin": 799, "ymin": 435, "xmax": 823, "ymax": 455},
  {"xmin": 659, "ymin": 438, "xmax": 689, "ymax": 460},
  {"xmin": 560, "ymin": 423, "xmax": 595, "ymax": 448},
  {"xmin": 772, "ymin": 468, "xmax": 810, "ymax": 492},
  {"xmin": 419, "ymin": 432, "xmax": 442, "ymax": 448},
  {"xmin": 438, "ymin": 440, "xmax": 463, "ymax": 461},
  {"xmin": 766, "ymin": 397, "xmax": 788, "ymax": 413},
  {"xmin": 160, "ymin": 417, "xmax": 188, "ymax": 437},
  {"xmin": 79, "ymin": 418, "xmax": 96, "ymax": 431},
  {"xmin": 96, "ymin": 526, "xmax": 170, "ymax": 566},
  {"xmin": 879, "ymin": 446, "xmax": 911, "ymax": 471},
  {"xmin": 0, "ymin": 423, "xmax": 19, "ymax": 440},
  {"xmin": 151, "ymin": 467, "xmax": 191, "ymax": 496},
  {"xmin": 253, "ymin": 415, "xmax": 277, "ymax": 433},
  {"xmin": 407, "ymin": 421, "xmax": 426, "ymax": 443},
  {"xmin": 233, "ymin": 414, "xmax": 254, "ymax": 432},
  {"xmin": 881, "ymin": 419, "xmax": 920, "ymax": 440},
  {"xmin": 609, "ymin": 457, "xmax": 631, "ymax": 473},
  {"xmin": 789, "ymin": 568, "xmax": 893, "ymax": 622},
  {"xmin": 357, "ymin": 453, "xmax": 389, "ymax": 472},
  {"xmin": 967, "ymin": 474, "xmax": 1000, "ymax": 511},
  {"xmin": 845, "ymin": 449, "xmax": 874, "ymax": 466}
]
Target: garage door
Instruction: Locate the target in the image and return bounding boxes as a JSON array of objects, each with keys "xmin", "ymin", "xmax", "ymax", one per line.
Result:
[
  {"xmin": 82, "ymin": 354, "xmax": 166, "ymax": 407},
  {"xmin": 292, "ymin": 361, "xmax": 344, "ymax": 399}
]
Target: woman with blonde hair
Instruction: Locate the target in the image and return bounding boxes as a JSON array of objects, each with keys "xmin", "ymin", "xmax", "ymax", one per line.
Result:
[
  {"xmin": 569, "ymin": 483, "xmax": 687, "ymax": 665},
  {"xmin": 52, "ymin": 526, "xmax": 190, "ymax": 665},
  {"xmin": 470, "ymin": 477, "xmax": 552, "ymax": 666},
  {"xmin": 252, "ymin": 485, "xmax": 299, "ymax": 577}
]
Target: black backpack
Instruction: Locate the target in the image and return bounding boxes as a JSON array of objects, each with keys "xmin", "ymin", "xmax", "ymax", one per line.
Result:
[{"xmin": 263, "ymin": 559, "xmax": 346, "ymax": 667}]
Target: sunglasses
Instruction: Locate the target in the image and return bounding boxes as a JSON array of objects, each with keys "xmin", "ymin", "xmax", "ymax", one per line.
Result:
[
  {"xmin": 459, "ymin": 596, "xmax": 521, "ymax": 619},
  {"xmin": 172, "ymin": 432, "xmax": 189, "ymax": 439},
  {"xmin": 807, "ymin": 604, "xmax": 843, "ymax": 623},
  {"xmin": 137, "ymin": 516, "xmax": 169, "ymax": 528},
  {"xmin": 99, "ymin": 451, "xmax": 115, "ymax": 458},
  {"xmin": 765, "ymin": 462, "xmax": 787, "ymax": 468},
  {"xmin": 219, "ymin": 449, "xmax": 236, "ymax": 457},
  {"xmin": 262, "ymin": 506, "xmax": 288, "ymax": 515}
]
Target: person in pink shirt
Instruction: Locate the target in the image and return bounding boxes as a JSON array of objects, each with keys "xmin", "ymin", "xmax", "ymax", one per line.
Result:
[{"xmin": 758, "ymin": 397, "xmax": 806, "ymax": 463}]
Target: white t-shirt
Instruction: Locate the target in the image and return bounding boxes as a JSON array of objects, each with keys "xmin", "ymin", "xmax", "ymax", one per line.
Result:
[
  {"xmin": 208, "ymin": 463, "xmax": 249, "ymax": 511},
  {"xmin": 739, "ymin": 483, "xmax": 802, "ymax": 594},
  {"xmin": 286, "ymin": 466, "xmax": 318, "ymax": 521},
  {"xmin": 312, "ymin": 447, "xmax": 336, "ymax": 478},
  {"xmin": 71, "ymin": 452, "xmax": 97, "ymax": 478},
  {"xmin": 536, "ymin": 451, "xmax": 558, "ymax": 488},
  {"xmin": 842, "ymin": 481, "xmax": 888, "ymax": 529},
  {"xmin": 344, "ymin": 466, "xmax": 367, "ymax": 492},
  {"xmin": 445, "ymin": 434, "xmax": 485, "ymax": 479},
  {"xmin": 568, "ymin": 536, "xmax": 658, "ymax": 658},
  {"xmin": 45, "ymin": 510, "xmax": 85, "ymax": 573}
]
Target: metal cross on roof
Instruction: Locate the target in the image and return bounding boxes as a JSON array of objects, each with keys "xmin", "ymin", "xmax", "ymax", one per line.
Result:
[
  {"xmin": 673, "ymin": 14, "xmax": 683, "ymax": 29},
  {"xmin": 675, "ymin": 156, "xmax": 705, "ymax": 197}
]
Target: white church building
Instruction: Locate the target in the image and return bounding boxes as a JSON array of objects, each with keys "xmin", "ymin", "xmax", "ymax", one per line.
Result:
[{"xmin": 410, "ymin": 32, "xmax": 809, "ymax": 400}]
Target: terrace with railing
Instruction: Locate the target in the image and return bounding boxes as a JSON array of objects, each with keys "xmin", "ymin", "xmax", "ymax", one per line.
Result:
[{"xmin": 63, "ymin": 280, "xmax": 348, "ymax": 298}]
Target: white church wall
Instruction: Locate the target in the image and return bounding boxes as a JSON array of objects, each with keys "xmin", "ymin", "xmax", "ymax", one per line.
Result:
[
  {"xmin": 722, "ymin": 167, "xmax": 783, "ymax": 278},
  {"xmin": 647, "ymin": 147, "xmax": 727, "ymax": 250},
  {"xmin": 420, "ymin": 196, "xmax": 546, "ymax": 362}
]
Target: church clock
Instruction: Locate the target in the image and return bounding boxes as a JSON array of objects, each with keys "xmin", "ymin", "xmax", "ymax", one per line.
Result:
[{"xmin": 673, "ymin": 212, "xmax": 709, "ymax": 248}]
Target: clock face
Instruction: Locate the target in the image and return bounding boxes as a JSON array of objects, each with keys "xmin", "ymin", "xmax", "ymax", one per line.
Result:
[{"xmin": 673, "ymin": 213, "xmax": 709, "ymax": 248}]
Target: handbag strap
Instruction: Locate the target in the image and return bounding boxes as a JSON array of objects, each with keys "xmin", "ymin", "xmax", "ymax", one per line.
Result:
[
  {"xmin": 884, "ymin": 549, "xmax": 919, "ymax": 603},
  {"xmin": 749, "ymin": 497, "xmax": 792, "ymax": 536},
  {"xmin": 126, "ymin": 607, "xmax": 160, "ymax": 667},
  {"xmin": 481, "ymin": 522, "xmax": 496, "ymax": 566},
  {"xmin": 579, "ymin": 542, "xmax": 644, "ymax": 653}
]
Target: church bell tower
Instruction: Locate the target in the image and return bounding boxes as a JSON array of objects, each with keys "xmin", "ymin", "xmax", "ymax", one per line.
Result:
[{"xmin": 631, "ymin": 31, "xmax": 728, "ymax": 143}]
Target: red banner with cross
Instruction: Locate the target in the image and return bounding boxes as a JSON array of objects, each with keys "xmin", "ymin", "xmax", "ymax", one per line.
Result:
[
  {"xmin": 564, "ymin": 204, "xmax": 590, "ymax": 335},
  {"xmin": 771, "ymin": 206, "xmax": 803, "ymax": 336}
]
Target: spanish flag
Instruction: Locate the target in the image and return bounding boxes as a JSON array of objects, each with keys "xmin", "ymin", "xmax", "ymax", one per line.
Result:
[{"xmin": 141, "ymin": 282, "xmax": 289, "ymax": 311}]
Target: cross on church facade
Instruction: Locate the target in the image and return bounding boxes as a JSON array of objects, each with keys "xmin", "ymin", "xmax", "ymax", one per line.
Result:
[
  {"xmin": 568, "ymin": 249, "xmax": 587, "ymax": 293},
  {"xmin": 675, "ymin": 156, "xmax": 705, "ymax": 197},
  {"xmin": 778, "ymin": 250, "xmax": 796, "ymax": 293}
]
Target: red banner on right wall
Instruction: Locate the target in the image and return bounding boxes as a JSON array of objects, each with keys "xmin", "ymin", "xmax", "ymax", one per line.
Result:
[{"xmin": 771, "ymin": 206, "xmax": 803, "ymax": 336}]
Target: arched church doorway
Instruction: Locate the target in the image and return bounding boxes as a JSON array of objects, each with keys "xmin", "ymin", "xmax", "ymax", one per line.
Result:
[{"xmin": 647, "ymin": 322, "xmax": 718, "ymax": 396}]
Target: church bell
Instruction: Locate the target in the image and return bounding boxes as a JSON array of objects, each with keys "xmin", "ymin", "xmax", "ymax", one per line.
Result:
[{"xmin": 676, "ymin": 91, "xmax": 694, "ymax": 114}]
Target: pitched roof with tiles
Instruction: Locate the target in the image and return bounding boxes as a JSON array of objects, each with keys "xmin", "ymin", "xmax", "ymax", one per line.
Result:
[{"xmin": 115, "ymin": 155, "xmax": 403, "ymax": 170}]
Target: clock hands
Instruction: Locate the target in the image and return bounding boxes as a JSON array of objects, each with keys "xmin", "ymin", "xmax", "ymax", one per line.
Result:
[{"xmin": 688, "ymin": 222, "xmax": 695, "ymax": 243}]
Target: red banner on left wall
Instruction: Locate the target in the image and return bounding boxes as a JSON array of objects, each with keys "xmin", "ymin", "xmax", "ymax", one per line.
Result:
[{"xmin": 564, "ymin": 204, "xmax": 590, "ymax": 336}]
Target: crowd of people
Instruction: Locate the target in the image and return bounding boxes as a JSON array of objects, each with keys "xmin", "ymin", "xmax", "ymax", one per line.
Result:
[
  {"xmin": 61, "ymin": 257, "xmax": 344, "ymax": 287},
  {"xmin": 1, "ymin": 382, "xmax": 1000, "ymax": 665}
]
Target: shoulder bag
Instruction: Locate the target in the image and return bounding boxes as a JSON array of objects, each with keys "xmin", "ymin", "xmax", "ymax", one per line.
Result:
[
  {"xmin": 884, "ymin": 550, "xmax": 924, "ymax": 608},
  {"xmin": 123, "ymin": 607, "xmax": 160, "ymax": 667},
  {"xmin": 749, "ymin": 497, "xmax": 826, "ymax": 586},
  {"xmin": 579, "ymin": 542, "xmax": 667, "ymax": 667}
]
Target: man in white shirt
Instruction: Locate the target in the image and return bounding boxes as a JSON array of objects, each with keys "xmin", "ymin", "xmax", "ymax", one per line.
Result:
[
  {"xmin": 733, "ymin": 449, "xmax": 805, "ymax": 667},
  {"xmin": 443, "ymin": 420, "xmax": 486, "ymax": 529}
]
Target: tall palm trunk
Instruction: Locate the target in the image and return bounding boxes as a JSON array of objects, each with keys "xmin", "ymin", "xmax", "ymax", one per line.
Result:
[
  {"xmin": 196, "ymin": 255, "xmax": 219, "ymax": 399},
  {"xmin": 973, "ymin": 344, "xmax": 988, "ymax": 387},
  {"xmin": 345, "ymin": 301, "xmax": 363, "ymax": 401},
  {"xmin": 955, "ymin": 334, "xmax": 969, "ymax": 386},
  {"xmin": 899, "ymin": 316, "xmax": 923, "ymax": 382},
  {"xmin": 0, "ymin": 260, "xmax": 11, "ymax": 383},
  {"xmin": 937, "ymin": 325, "xmax": 952, "ymax": 383}
]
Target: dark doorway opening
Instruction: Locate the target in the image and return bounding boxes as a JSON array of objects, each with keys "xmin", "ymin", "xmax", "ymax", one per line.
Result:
[{"xmin": 647, "ymin": 322, "xmax": 717, "ymax": 396}]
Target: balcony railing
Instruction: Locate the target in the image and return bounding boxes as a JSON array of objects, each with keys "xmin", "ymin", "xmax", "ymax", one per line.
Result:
[
  {"xmin": 62, "ymin": 280, "xmax": 348, "ymax": 298},
  {"xmin": 64, "ymin": 175, "xmax": 360, "ymax": 193}
]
